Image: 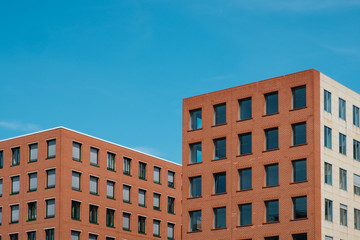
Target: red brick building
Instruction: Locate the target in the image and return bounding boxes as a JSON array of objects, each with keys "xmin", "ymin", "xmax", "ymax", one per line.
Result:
[{"xmin": 0, "ymin": 127, "xmax": 182, "ymax": 240}]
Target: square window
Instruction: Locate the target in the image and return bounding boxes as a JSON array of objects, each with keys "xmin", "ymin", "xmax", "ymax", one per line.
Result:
[
  {"xmin": 339, "ymin": 133, "xmax": 346, "ymax": 155},
  {"xmin": 265, "ymin": 164, "xmax": 279, "ymax": 187},
  {"xmin": 214, "ymin": 103, "xmax": 226, "ymax": 125},
  {"xmin": 239, "ymin": 203, "xmax": 252, "ymax": 226},
  {"xmin": 325, "ymin": 198, "xmax": 333, "ymax": 221},
  {"xmin": 107, "ymin": 180, "xmax": 115, "ymax": 199},
  {"xmin": 190, "ymin": 176, "xmax": 202, "ymax": 198},
  {"xmin": 339, "ymin": 168, "xmax": 347, "ymax": 190},
  {"xmin": 28, "ymin": 172, "xmax": 37, "ymax": 192},
  {"xmin": 71, "ymin": 230, "xmax": 80, "ymax": 240},
  {"xmin": 28, "ymin": 202, "xmax": 37, "ymax": 221},
  {"xmin": 214, "ymin": 138, "xmax": 226, "ymax": 159},
  {"xmin": 139, "ymin": 189, "xmax": 146, "ymax": 207},
  {"xmin": 138, "ymin": 216, "xmax": 146, "ymax": 234},
  {"xmin": 339, "ymin": 98, "xmax": 346, "ymax": 120},
  {"xmin": 292, "ymin": 85, "xmax": 306, "ymax": 109},
  {"xmin": 107, "ymin": 152, "xmax": 115, "ymax": 171},
  {"xmin": 324, "ymin": 162, "xmax": 332, "ymax": 185},
  {"xmin": 292, "ymin": 122, "xmax": 306, "ymax": 145},
  {"xmin": 153, "ymin": 219, "xmax": 161, "ymax": 237},
  {"xmin": 71, "ymin": 200, "xmax": 81, "ymax": 220},
  {"xmin": 11, "ymin": 176, "xmax": 20, "ymax": 194},
  {"xmin": 265, "ymin": 127, "xmax": 278, "ymax": 150},
  {"xmin": 90, "ymin": 176, "xmax": 98, "ymax": 195},
  {"xmin": 123, "ymin": 157, "xmax": 131, "ymax": 175},
  {"xmin": 167, "ymin": 223, "xmax": 175, "ymax": 240},
  {"xmin": 46, "ymin": 169, "xmax": 56, "ymax": 188},
  {"xmin": 213, "ymin": 207, "xmax": 226, "ymax": 229},
  {"xmin": 189, "ymin": 210, "xmax": 201, "ymax": 232},
  {"xmin": 29, "ymin": 143, "xmax": 38, "ymax": 162},
  {"xmin": 45, "ymin": 229, "xmax": 54, "ymax": 240},
  {"xmin": 154, "ymin": 166, "xmax": 161, "ymax": 184},
  {"xmin": 89, "ymin": 204, "xmax": 98, "ymax": 224},
  {"xmin": 139, "ymin": 162, "xmax": 147, "ymax": 180},
  {"xmin": 293, "ymin": 196, "xmax": 307, "ymax": 219},
  {"xmin": 46, "ymin": 199, "xmax": 55, "ymax": 218},
  {"xmin": 190, "ymin": 108, "xmax": 202, "ymax": 130},
  {"xmin": 10, "ymin": 204, "xmax": 19, "ymax": 223},
  {"xmin": 340, "ymin": 204, "xmax": 347, "ymax": 226},
  {"xmin": 153, "ymin": 193, "xmax": 161, "ymax": 210},
  {"xmin": 239, "ymin": 168, "xmax": 252, "ymax": 190},
  {"xmin": 90, "ymin": 147, "xmax": 99, "ymax": 166},
  {"xmin": 239, "ymin": 132, "xmax": 252, "ymax": 155},
  {"xmin": 168, "ymin": 171, "xmax": 175, "ymax": 188},
  {"xmin": 324, "ymin": 90, "xmax": 331, "ymax": 113},
  {"xmin": 265, "ymin": 200, "xmax": 279, "ymax": 223},
  {"xmin": 10, "ymin": 234, "xmax": 19, "ymax": 240},
  {"xmin": 214, "ymin": 172, "xmax": 226, "ymax": 194},
  {"xmin": 106, "ymin": 208, "xmax": 115, "ymax": 227},
  {"xmin": 27, "ymin": 231, "xmax": 36, "ymax": 240},
  {"xmin": 292, "ymin": 233, "xmax": 307, "ymax": 240},
  {"xmin": 239, "ymin": 97, "xmax": 252, "ymax": 120},
  {"xmin": 190, "ymin": 142, "xmax": 202, "ymax": 163},
  {"xmin": 123, "ymin": 185, "xmax": 131, "ymax": 203},
  {"xmin": 354, "ymin": 139, "xmax": 360, "ymax": 161},
  {"xmin": 292, "ymin": 159, "xmax": 307, "ymax": 182},
  {"xmin": 72, "ymin": 142, "xmax": 81, "ymax": 161},
  {"xmin": 168, "ymin": 197, "xmax": 175, "ymax": 214},
  {"xmin": 47, "ymin": 139, "xmax": 56, "ymax": 159},
  {"xmin": 12, "ymin": 147, "xmax": 20, "ymax": 166},
  {"xmin": 265, "ymin": 91, "xmax": 278, "ymax": 115},
  {"xmin": 123, "ymin": 212, "xmax": 131, "ymax": 230},
  {"xmin": 324, "ymin": 126, "xmax": 332, "ymax": 149},
  {"xmin": 354, "ymin": 174, "xmax": 360, "ymax": 196},
  {"xmin": 72, "ymin": 171, "xmax": 81, "ymax": 191}
]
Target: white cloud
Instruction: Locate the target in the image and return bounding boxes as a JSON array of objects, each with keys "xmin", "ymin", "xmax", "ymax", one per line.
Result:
[
  {"xmin": 132, "ymin": 146, "xmax": 165, "ymax": 157},
  {"xmin": 0, "ymin": 120, "xmax": 41, "ymax": 132}
]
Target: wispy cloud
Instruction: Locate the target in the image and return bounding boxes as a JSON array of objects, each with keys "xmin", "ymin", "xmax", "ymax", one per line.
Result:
[
  {"xmin": 0, "ymin": 120, "xmax": 41, "ymax": 132},
  {"xmin": 323, "ymin": 45, "xmax": 360, "ymax": 58},
  {"xmin": 132, "ymin": 146, "xmax": 164, "ymax": 157}
]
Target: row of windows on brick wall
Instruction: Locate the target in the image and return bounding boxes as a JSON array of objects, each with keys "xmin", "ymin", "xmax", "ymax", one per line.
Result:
[
  {"xmin": 189, "ymin": 196, "xmax": 307, "ymax": 232},
  {"xmin": 189, "ymin": 123, "xmax": 306, "ymax": 164},
  {"xmin": 324, "ymin": 162, "xmax": 360, "ymax": 196},
  {"xmin": 324, "ymin": 198, "xmax": 360, "ymax": 230},
  {"xmin": 6, "ymin": 230, "xmax": 117, "ymax": 240},
  {"xmin": 324, "ymin": 89, "xmax": 360, "ymax": 127},
  {"xmin": 188, "ymin": 160, "xmax": 306, "ymax": 197},
  {"xmin": 189, "ymin": 85, "xmax": 307, "ymax": 131}
]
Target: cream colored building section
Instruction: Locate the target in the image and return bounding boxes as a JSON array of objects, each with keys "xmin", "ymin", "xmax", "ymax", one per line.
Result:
[{"xmin": 320, "ymin": 73, "xmax": 360, "ymax": 240}]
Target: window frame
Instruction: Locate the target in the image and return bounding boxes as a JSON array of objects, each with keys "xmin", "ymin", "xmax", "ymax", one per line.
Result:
[
  {"xmin": 213, "ymin": 207, "xmax": 226, "ymax": 229},
  {"xmin": 265, "ymin": 127, "xmax": 279, "ymax": 151},
  {"xmin": 71, "ymin": 200, "xmax": 81, "ymax": 221},
  {"xmin": 123, "ymin": 157, "xmax": 131, "ymax": 175},
  {"xmin": 46, "ymin": 199, "xmax": 55, "ymax": 218},
  {"xmin": 339, "ymin": 97, "xmax": 346, "ymax": 120},
  {"xmin": 46, "ymin": 139, "xmax": 56, "ymax": 159},
  {"xmin": 89, "ymin": 204, "xmax": 98, "ymax": 224},
  {"xmin": 238, "ymin": 203, "xmax": 252, "ymax": 226},
  {"xmin": 264, "ymin": 91, "xmax": 279, "ymax": 115},
  {"xmin": 213, "ymin": 103, "xmax": 226, "ymax": 125},
  {"xmin": 189, "ymin": 142, "xmax": 202, "ymax": 164},
  {"xmin": 28, "ymin": 172, "xmax": 37, "ymax": 192},
  {"xmin": 238, "ymin": 97, "xmax": 252, "ymax": 120},
  {"xmin": 324, "ymin": 89, "xmax": 331, "ymax": 113},
  {"xmin": 190, "ymin": 108, "xmax": 202, "ymax": 130},
  {"xmin": 27, "ymin": 201, "xmax": 37, "ymax": 221},
  {"xmin": 292, "ymin": 196, "xmax": 307, "ymax": 219},
  {"xmin": 238, "ymin": 132, "xmax": 252, "ymax": 155},
  {"xmin": 213, "ymin": 137, "xmax": 226, "ymax": 160},
  {"xmin": 29, "ymin": 143, "xmax": 38, "ymax": 163},
  {"xmin": 292, "ymin": 122, "xmax": 307, "ymax": 146}
]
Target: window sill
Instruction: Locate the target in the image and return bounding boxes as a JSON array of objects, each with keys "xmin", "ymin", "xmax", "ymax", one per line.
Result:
[
  {"xmin": 236, "ymin": 153, "xmax": 253, "ymax": 158},
  {"xmin": 211, "ymin": 227, "xmax": 227, "ymax": 231},
  {"xmin": 45, "ymin": 186, "xmax": 55, "ymax": 190},
  {"xmin": 139, "ymin": 204, "xmax": 147, "ymax": 208},
  {"xmin": 27, "ymin": 219, "xmax": 37, "ymax": 222},
  {"xmin": 72, "ymin": 188, "xmax": 82, "ymax": 192},
  {"xmin": 236, "ymin": 224, "xmax": 253, "ymax": 228},
  {"xmin": 9, "ymin": 221, "xmax": 19, "ymax": 224},
  {"xmin": 263, "ymin": 112, "xmax": 279, "ymax": 117},
  {"xmin": 139, "ymin": 177, "xmax": 147, "ymax": 181},
  {"xmin": 188, "ymin": 128, "xmax": 202, "ymax": 132},
  {"xmin": 211, "ymin": 192, "xmax": 227, "ymax": 196},
  {"xmin": 236, "ymin": 188, "xmax": 253, "ymax": 193},
  {"xmin": 154, "ymin": 208, "xmax": 161, "ymax": 211},
  {"xmin": 107, "ymin": 197, "xmax": 116, "ymax": 200},
  {"xmin": 90, "ymin": 222, "xmax": 99, "ymax": 225},
  {"xmin": 10, "ymin": 193, "xmax": 19, "ymax": 196},
  {"xmin": 27, "ymin": 189, "xmax": 37, "ymax": 193},
  {"xmin": 90, "ymin": 192, "xmax": 99, "ymax": 196},
  {"xmin": 187, "ymin": 196, "xmax": 202, "ymax": 200},
  {"xmin": 153, "ymin": 234, "xmax": 161, "ymax": 238},
  {"xmin": 107, "ymin": 168, "xmax": 116, "ymax": 172},
  {"xmin": 168, "ymin": 212, "xmax": 176, "ymax": 215},
  {"xmin": 154, "ymin": 181, "xmax": 161, "ymax": 185},
  {"xmin": 187, "ymin": 230, "xmax": 202, "ymax": 234},
  {"xmin": 263, "ymin": 184, "xmax": 280, "ymax": 189},
  {"xmin": 187, "ymin": 162, "xmax": 202, "ymax": 166},
  {"xmin": 138, "ymin": 232, "xmax": 147, "ymax": 235},
  {"xmin": 123, "ymin": 228, "xmax": 131, "ymax": 232},
  {"xmin": 236, "ymin": 118, "xmax": 252, "ymax": 123},
  {"xmin": 168, "ymin": 184, "xmax": 175, "ymax": 189},
  {"xmin": 46, "ymin": 156, "xmax": 56, "ymax": 160},
  {"xmin": 290, "ymin": 143, "xmax": 308, "ymax": 148},
  {"xmin": 263, "ymin": 148, "xmax": 279, "ymax": 153},
  {"xmin": 263, "ymin": 221, "xmax": 279, "ymax": 225},
  {"xmin": 72, "ymin": 158, "xmax": 82, "ymax": 162},
  {"xmin": 290, "ymin": 180, "xmax": 308, "ymax": 184},
  {"xmin": 71, "ymin": 218, "xmax": 81, "ymax": 221},
  {"xmin": 90, "ymin": 163, "xmax": 100, "ymax": 167},
  {"xmin": 211, "ymin": 123, "xmax": 227, "ymax": 128},
  {"xmin": 10, "ymin": 164, "xmax": 20, "ymax": 167},
  {"xmin": 107, "ymin": 225, "xmax": 115, "ymax": 228},
  {"xmin": 123, "ymin": 173, "xmax": 132, "ymax": 176},
  {"xmin": 290, "ymin": 106, "xmax": 307, "ymax": 112},
  {"xmin": 123, "ymin": 200, "xmax": 132, "ymax": 204},
  {"xmin": 211, "ymin": 157, "xmax": 227, "ymax": 162},
  {"xmin": 290, "ymin": 217, "xmax": 308, "ymax": 222},
  {"xmin": 45, "ymin": 216, "xmax": 55, "ymax": 219},
  {"xmin": 28, "ymin": 160, "xmax": 38, "ymax": 163}
]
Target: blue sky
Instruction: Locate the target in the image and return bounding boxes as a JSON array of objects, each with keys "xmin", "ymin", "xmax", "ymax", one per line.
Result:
[{"xmin": 1, "ymin": 0, "xmax": 360, "ymax": 164}]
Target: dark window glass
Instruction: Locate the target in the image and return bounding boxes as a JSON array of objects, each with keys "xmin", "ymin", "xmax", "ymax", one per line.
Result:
[
  {"xmin": 354, "ymin": 208, "xmax": 360, "ymax": 230},
  {"xmin": 292, "ymin": 122, "xmax": 306, "ymax": 145},
  {"xmin": 325, "ymin": 198, "xmax": 333, "ymax": 221},
  {"xmin": 89, "ymin": 205, "xmax": 98, "ymax": 224},
  {"xmin": 292, "ymin": 159, "xmax": 307, "ymax": 182},
  {"xmin": 138, "ymin": 216, "xmax": 146, "ymax": 234},
  {"xmin": 214, "ymin": 207, "xmax": 226, "ymax": 229},
  {"xmin": 340, "ymin": 168, "xmax": 347, "ymax": 190},
  {"xmin": 324, "ymin": 90, "xmax": 331, "ymax": 113},
  {"xmin": 339, "ymin": 133, "xmax": 346, "ymax": 155},
  {"xmin": 214, "ymin": 103, "xmax": 226, "ymax": 125},
  {"xmin": 292, "ymin": 233, "xmax": 307, "ymax": 240},
  {"xmin": 28, "ymin": 202, "xmax": 37, "ymax": 221},
  {"xmin": 265, "ymin": 164, "xmax": 279, "ymax": 187},
  {"xmin": 265, "ymin": 200, "xmax": 279, "ymax": 222},
  {"xmin": 324, "ymin": 162, "xmax": 332, "ymax": 185},
  {"xmin": 265, "ymin": 237, "xmax": 279, "ymax": 240},
  {"xmin": 190, "ymin": 176, "xmax": 202, "ymax": 198},
  {"xmin": 107, "ymin": 152, "xmax": 115, "ymax": 171},
  {"xmin": 123, "ymin": 157, "xmax": 131, "ymax": 175},
  {"xmin": 324, "ymin": 126, "xmax": 332, "ymax": 149},
  {"xmin": 292, "ymin": 85, "xmax": 306, "ymax": 109},
  {"xmin": 239, "ymin": 133, "xmax": 252, "ymax": 155},
  {"xmin": 239, "ymin": 97, "xmax": 252, "ymax": 120},
  {"xmin": 27, "ymin": 231, "xmax": 36, "ymax": 240},
  {"xmin": 0, "ymin": 150, "xmax": 3, "ymax": 168},
  {"xmin": 214, "ymin": 172, "xmax": 226, "ymax": 194},
  {"xmin": 214, "ymin": 138, "xmax": 226, "ymax": 159},
  {"xmin": 45, "ymin": 229, "xmax": 54, "ymax": 240},
  {"xmin": 168, "ymin": 197, "xmax": 175, "ymax": 214},
  {"xmin": 189, "ymin": 210, "xmax": 201, "ymax": 232},
  {"xmin": 239, "ymin": 203, "xmax": 252, "ymax": 226},
  {"xmin": 139, "ymin": 162, "xmax": 146, "ymax": 180},
  {"xmin": 47, "ymin": 139, "xmax": 56, "ymax": 159},
  {"xmin": 71, "ymin": 201, "xmax": 81, "ymax": 220},
  {"xmin": 239, "ymin": 168, "xmax": 252, "ymax": 190},
  {"xmin": 339, "ymin": 98, "xmax": 346, "ymax": 120},
  {"xmin": 190, "ymin": 109, "xmax": 202, "ymax": 130},
  {"xmin": 10, "ymin": 234, "xmax": 19, "ymax": 240},
  {"xmin": 265, "ymin": 128, "xmax": 278, "ymax": 150},
  {"xmin": 265, "ymin": 92, "xmax": 278, "ymax": 115},
  {"xmin": 354, "ymin": 105, "xmax": 360, "ymax": 127},
  {"xmin": 293, "ymin": 196, "xmax": 307, "ymax": 219},
  {"xmin": 168, "ymin": 171, "xmax": 175, "ymax": 188},
  {"xmin": 106, "ymin": 209, "xmax": 115, "ymax": 227},
  {"xmin": 12, "ymin": 147, "xmax": 20, "ymax": 166},
  {"xmin": 354, "ymin": 139, "xmax": 360, "ymax": 161},
  {"xmin": 190, "ymin": 142, "xmax": 202, "ymax": 163}
]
